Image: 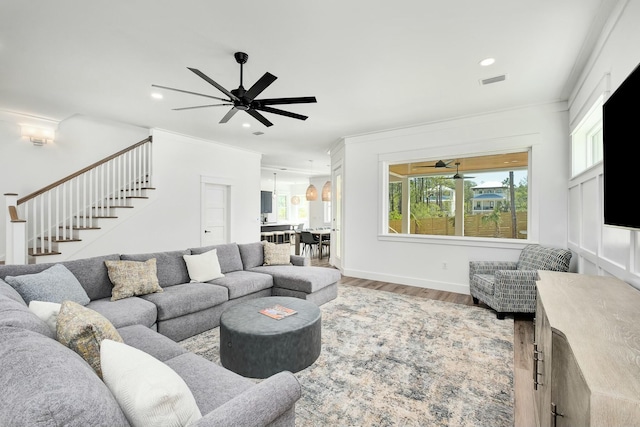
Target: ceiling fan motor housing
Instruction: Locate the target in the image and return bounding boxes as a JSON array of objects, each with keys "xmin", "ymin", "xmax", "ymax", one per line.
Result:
[{"xmin": 234, "ymin": 52, "xmax": 248, "ymax": 64}]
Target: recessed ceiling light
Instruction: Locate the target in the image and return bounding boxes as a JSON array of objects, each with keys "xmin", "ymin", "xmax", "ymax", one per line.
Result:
[
  {"xmin": 242, "ymin": 123, "xmax": 251, "ymax": 128},
  {"xmin": 151, "ymin": 92, "xmax": 163, "ymax": 100},
  {"xmin": 479, "ymin": 58, "xmax": 495, "ymax": 67}
]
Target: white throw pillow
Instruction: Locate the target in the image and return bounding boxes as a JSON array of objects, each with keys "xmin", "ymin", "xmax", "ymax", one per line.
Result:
[
  {"xmin": 183, "ymin": 249, "xmax": 224, "ymax": 282},
  {"xmin": 100, "ymin": 339, "xmax": 202, "ymax": 427},
  {"xmin": 28, "ymin": 301, "xmax": 61, "ymax": 335}
]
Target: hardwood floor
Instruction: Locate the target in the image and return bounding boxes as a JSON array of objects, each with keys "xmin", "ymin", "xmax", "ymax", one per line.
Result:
[{"xmin": 309, "ymin": 255, "xmax": 536, "ymax": 427}]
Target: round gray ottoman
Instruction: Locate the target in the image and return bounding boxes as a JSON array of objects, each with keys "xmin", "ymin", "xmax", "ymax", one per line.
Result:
[{"xmin": 220, "ymin": 296, "xmax": 322, "ymax": 379}]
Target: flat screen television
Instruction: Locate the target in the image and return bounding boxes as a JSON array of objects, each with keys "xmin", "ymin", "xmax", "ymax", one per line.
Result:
[{"xmin": 602, "ymin": 62, "xmax": 640, "ymax": 230}]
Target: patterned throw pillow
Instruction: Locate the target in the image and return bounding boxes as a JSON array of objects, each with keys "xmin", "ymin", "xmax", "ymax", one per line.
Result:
[
  {"xmin": 183, "ymin": 249, "xmax": 225, "ymax": 282},
  {"xmin": 262, "ymin": 241, "xmax": 292, "ymax": 266},
  {"xmin": 56, "ymin": 300, "xmax": 123, "ymax": 378},
  {"xmin": 104, "ymin": 259, "xmax": 163, "ymax": 301},
  {"xmin": 4, "ymin": 264, "xmax": 90, "ymax": 306}
]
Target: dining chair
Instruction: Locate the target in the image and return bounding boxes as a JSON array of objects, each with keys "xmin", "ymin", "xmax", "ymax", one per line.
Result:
[
  {"xmin": 320, "ymin": 234, "xmax": 330, "ymax": 259},
  {"xmin": 300, "ymin": 231, "xmax": 319, "ymax": 257}
]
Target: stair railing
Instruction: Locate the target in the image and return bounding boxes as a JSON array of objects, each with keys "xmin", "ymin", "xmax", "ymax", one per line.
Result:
[{"xmin": 5, "ymin": 136, "xmax": 152, "ymax": 264}]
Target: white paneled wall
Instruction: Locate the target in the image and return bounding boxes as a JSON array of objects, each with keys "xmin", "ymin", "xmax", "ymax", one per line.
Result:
[{"xmin": 567, "ymin": 0, "xmax": 640, "ymax": 289}]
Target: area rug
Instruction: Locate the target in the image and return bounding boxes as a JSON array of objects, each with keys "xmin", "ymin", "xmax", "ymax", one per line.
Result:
[{"xmin": 180, "ymin": 284, "xmax": 514, "ymax": 426}]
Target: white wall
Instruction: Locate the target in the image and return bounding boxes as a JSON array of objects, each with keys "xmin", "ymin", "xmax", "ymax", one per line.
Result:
[
  {"xmin": 71, "ymin": 128, "xmax": 262, "ymax": 257},
  {"xmin": 336, "ymin": 103, "xmax": 571, "ymax": 295},
  {"xmin": 566, "ymin": 0, "xmax": 640, "ymax": 289},
  {"xmin": 0, "ymin": 114, "xmax": 149, "ymax": 260}
]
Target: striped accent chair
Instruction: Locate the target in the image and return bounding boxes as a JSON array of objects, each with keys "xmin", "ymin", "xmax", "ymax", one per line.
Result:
[{"xmin": 469, "ymin": 244, "xmax": 572, "ymax": 319}]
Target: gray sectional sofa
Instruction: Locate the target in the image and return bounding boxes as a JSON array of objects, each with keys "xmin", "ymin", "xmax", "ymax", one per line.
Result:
[{"xmin": 0, "ymin": 241, "xmax": 341, "ymax": 427}]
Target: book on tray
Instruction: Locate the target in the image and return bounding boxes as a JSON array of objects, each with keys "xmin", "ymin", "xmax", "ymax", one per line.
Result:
[{"xmin": 259, "ymin": 304, "xmax": 298, "ymax": 320}]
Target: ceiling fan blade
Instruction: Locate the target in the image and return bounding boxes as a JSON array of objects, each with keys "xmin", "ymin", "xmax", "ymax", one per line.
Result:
[
  {"xmin": 255, "ymin": 106, "xmax": 308, "ymax": 121},
  {"xmin": 246, "ymin": 109, "xmax": 273, "ymax": 127},
  {"xmin": 172, "ymin": 104, "xmax": 233, "ymax": 111},
  {"xmin": 417, "ymin": 160, "xmax": 454, "ymax": 168},
  {"xmin": 219, "ymin": 108, "xmax": 239, "ymax": 124},
  {"xmin": 256, "ymin": 96, "xmax": 317, "ymax": 105},
  {"xmin": 187, "ymin": 67, "xmax": 240, "ymax": 102},
  {"xmin": 151, "ymin": 84, "xmax": 230, "ymax": 102},
  {"xmin": 244, "ymin": 72, "xmax": 277, "ymax": 102}
]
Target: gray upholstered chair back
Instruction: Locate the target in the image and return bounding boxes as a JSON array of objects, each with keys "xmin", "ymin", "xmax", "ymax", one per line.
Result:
[{"xmin": 516, "ymin": 244, "xmax": 572, "ymax": 272}]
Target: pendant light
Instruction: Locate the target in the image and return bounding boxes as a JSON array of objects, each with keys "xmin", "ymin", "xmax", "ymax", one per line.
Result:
[
  {"xmin": 291, "ymin": 195, "xmax": 300, "ymax": 205},
  {"xmin": 321, "ymin": 181, "xmax": 331, "ymax": 201},
  {"xmin": 272, "ymin": 173, "xmax": 277, "ymax": 198},
  {"xmin": 306, "ymin": 160, "xmax": 318, "ymax": 201}
]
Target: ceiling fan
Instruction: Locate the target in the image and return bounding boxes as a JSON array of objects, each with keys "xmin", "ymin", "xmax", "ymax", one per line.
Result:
[
  {"xmin": 417, "ymin": 160, "xmax": 455, "ymax": 169},
  {"xmin": 452, "ymin": 162, "xmax": 475, "ymax": 180},
  {"xmin": 152, "ymin": 51, "xmax": 317, "ymax": 127}
]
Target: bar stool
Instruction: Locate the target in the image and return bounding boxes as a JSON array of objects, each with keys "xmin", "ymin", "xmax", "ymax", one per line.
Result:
[
  {"xmin": 273, "ymin": 230, "xmax": 286, "ymax": 244},
  {"xmin": 286, "ymin": 229, "xmax": 297, "ymax": 245},
  {"xmin": 260, "ymin": 231, "xmax": 275, "ymax": 242}
]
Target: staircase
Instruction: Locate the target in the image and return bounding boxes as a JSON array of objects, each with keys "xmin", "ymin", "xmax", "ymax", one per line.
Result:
[{"xmin": 5, "ymin": 137, "xmax": 154, "ymax": 264}]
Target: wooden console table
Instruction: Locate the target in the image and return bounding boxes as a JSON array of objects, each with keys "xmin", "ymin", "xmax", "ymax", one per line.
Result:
[{"xmin": 533, "ymin": 271, "xmax": 640, "ymax": 427}]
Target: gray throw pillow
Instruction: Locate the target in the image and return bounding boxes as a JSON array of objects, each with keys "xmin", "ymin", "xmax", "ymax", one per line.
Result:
[{"xmin": 4, "ymin": 264, "xmax": 90, "ymax": 306}]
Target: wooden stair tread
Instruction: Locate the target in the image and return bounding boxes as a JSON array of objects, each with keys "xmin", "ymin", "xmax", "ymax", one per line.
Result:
[
  {"xmin": 41, "ymin": 237, "xmax": 82, "ymax": 242},
  {"xmin": 120, "ymin": 187, "xmax": 156, "ymax": 191},
  {"xmin": 29, "ymin": 249, "xmax": 62, "ymax": 256},
  {"xmin": 59, "ymin": 226, "xmax": 101, "ymax": 230},
  {"xmin": 108, "ymin": 196, "xmax": 149, "ymax": 200}
]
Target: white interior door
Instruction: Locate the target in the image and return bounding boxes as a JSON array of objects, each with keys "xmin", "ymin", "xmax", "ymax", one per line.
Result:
[
  {"xmin": 331, "ymin": 162, "xmax": 343, "ymax": 270},
  {"xmin": 201, "ymin": 183, "xmax": 228, "ymax": 246}
]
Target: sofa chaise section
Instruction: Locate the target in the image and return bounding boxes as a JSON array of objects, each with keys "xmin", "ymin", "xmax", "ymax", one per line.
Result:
[{"xmin": 238, "ymin": 242, "xmax": 341, "ymax": 305}]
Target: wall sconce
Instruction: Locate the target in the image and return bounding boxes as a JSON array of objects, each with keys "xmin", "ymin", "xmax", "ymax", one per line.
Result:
[
  {"xmin": 321, "ymin": 181, "xmax": 331, "ymax": 201},
  {"xmin": 21, "ymin": 125, "xmax": 55, "ymax": 146}
]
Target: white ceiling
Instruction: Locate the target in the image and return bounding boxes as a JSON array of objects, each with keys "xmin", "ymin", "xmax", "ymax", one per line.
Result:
[{"xmin": 0, "ymin": 1, "xmax": 616, "ymax": 180}]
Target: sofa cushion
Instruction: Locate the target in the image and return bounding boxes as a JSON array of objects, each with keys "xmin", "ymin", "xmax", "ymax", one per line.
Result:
[
  {"xmin": 56, "ymin": 301, "xmax": 124, "ymax": 378},
  {"xmin": 516, "ymin": 244, "xmax": 572, "ymax": 271},
  {"xmin": 61, "ymin": 254, "xmax": 123, "ymax": 300},
  {"xmin": 101, "ymin": 339, "xmax": 202, "ymax": 427},
  {"xmin": 189, "ymin": 243, "xmax": 244, "ymax": 274},
  {"xmin": 0, "ymin": 326, "xmax": 129, "ymax": 427},
  {"xmin": 262, "ymin": 241, "xmax": 292, "ymax": 266},
  {"xmin": 105, "ymin": 259, "xmax": 163, "ymax": 301},
  {"xmin": 87, "ymin": 296, "xmax": 157, "ymax": 329},
  {"xmin": 250, "ymin": 265, "xmax": 341, "ymax": 294},
  {"xmin": 208, "ymin": 270, "xmax": 273, "ymax": 299},
  {"xmin": 0, "ymin": 278, "xmax": 26, "ymax": 304},
  {"xmin": 183, "ymin": 249, "xmax": 225, "ymax": 282},
  {"xmin": 28, "ymin": 301, "xmax": 61, "ymax": 335},
  {"xmin": 121, "ymin": 250, "xmax": 191, "ymax": 288},
  {"xmin": 117, "ymin": 324, "xmax": 188, "ymax": 362},
  {"xmin": 141, "ymin": 282, "xmax": 228, "ymax": 321},
  {"xmin": 238, "ymin": 242, "xmax": 264, "ymax": 269},
  {"xmin": 0, "ymin": 293, "xmax": 54, "ymax": 338},
  {"xmin": 4, "ymin": 264, "xmax": 90, "ymax": 306}
]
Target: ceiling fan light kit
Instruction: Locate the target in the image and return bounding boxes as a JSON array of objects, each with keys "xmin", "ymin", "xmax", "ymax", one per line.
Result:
[{"xmin": 153, "ymin": 52, "xmax": 317, "ymax": 127}]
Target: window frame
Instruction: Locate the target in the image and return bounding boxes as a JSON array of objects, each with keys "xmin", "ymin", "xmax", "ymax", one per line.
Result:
[{"xmin": 380, "ymin": 146, "xmax": 533, "ymax": 244}]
